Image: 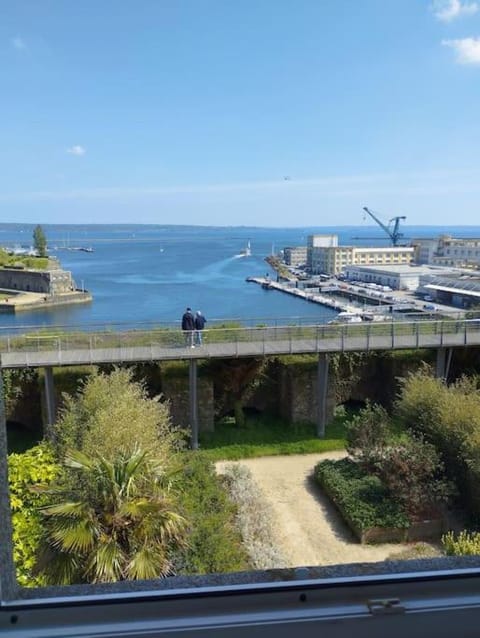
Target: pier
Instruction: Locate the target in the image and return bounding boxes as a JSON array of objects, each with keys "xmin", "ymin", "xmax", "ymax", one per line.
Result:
[
  {"xmin": 0, "ymin": 290, "xmax": 92, "ymax": 313},
  {"xmin": 248, "ymin": 277, "xmax": 362, "ymax": 315}
]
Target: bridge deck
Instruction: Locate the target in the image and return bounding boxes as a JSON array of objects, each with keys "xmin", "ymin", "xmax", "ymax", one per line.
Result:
[{"xmin": 1, "ymin": 320, "xmax": 479, "ymax": 368}]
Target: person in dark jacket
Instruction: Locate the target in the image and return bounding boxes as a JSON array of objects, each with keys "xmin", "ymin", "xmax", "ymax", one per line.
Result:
[
  {"xmin": 181, "ymin": 307, "xmax": 195, "ymax": 347},
  {"xmin": 194, "ymin": 310, "xmax": 207, "ymax": 345}
]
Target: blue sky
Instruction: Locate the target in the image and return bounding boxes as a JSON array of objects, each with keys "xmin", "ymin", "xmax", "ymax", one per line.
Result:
[{"xmin": 1, "ymin": 0, "xmax": 480, "ymax": 226}]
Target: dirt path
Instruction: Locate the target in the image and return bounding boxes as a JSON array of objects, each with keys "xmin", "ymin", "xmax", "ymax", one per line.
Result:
[{"xmin": 217, "ymin": 452, "xmax": 415, "ymax": 568}]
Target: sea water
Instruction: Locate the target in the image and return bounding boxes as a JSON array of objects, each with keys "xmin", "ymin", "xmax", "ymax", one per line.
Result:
[{"xmin": 0, "ymin": 224, "xmax": 479, "ymax": 331}]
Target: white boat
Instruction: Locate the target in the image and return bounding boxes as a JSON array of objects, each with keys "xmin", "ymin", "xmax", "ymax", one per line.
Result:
[
  {"xmin": 329, "ymin": 312, "xmax": 363, "ymax": 324},
  {"xmin": 240, "ymin": 240, "xmax": 252, "ymax": 257}
]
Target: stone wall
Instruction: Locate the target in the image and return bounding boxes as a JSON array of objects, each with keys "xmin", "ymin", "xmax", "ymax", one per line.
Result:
[
  {"xmin": 0, "ymin": 267, "xmax": 74, "ymax": 294},
  {"xmin": 161, "ymin": 375, "xmax": 215, "ymax": 433},
  {"xmin": 277, "ymin": 362, "xmax": 336, "ymax": 425},
  {"xmin": 5, "ymin": 371, "xmax": 42, "ymax": 433}
]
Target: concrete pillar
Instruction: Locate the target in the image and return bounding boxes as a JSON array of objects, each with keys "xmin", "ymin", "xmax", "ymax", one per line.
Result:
[
  {"xmin": 44, "ymin": 366, "xmax": 56, "ymax": 427},
  {"xmin": 189, "ymin": 359, "xmax": 199, "ymax": 450},
  {"xmin": 435, "ymin": 347, "xmax": 453, "ymax": 381},
  {"xmin": 0, "ymin": 370, "xmax": 18, "ymax": 600},
  {"xmin": 317, "ymin": 353, "xmax": 329, "ymax": 438}
]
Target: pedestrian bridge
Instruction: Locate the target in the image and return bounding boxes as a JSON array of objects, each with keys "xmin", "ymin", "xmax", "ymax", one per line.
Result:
[
  {"xmin": 1, "ymin": 317, "xmax": 479, "ymax": 446},
  {"xmin": 1, "ymin": 318, "xmax": 479, "ymax": 369}
]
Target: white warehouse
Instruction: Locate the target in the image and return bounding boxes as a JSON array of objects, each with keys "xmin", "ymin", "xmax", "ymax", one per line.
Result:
[{"xmin": 343, "ymin": 264, "xmax": 456, "ymax": 291}]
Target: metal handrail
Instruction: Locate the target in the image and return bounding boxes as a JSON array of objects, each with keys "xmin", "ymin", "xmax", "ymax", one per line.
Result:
[{"xmin": 1, "ymin": 317, "xmax": 480, "ymax": 358}]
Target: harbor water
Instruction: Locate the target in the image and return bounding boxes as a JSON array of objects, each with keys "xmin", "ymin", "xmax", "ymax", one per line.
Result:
[{"xmin": 0, "ymin": 223, "xmax": 479, "ymax": 331}]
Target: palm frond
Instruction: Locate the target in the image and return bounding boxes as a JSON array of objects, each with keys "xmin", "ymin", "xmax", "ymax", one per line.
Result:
[
  {"xmin": 87, "ymin": 538, "xmax": 125, "ymax": 583},
  {"xmin": 40, "ymin": 549, "xmax": 83, "ymax": 586},
  {"xmin": 126, "ymin": 546, "xmax": 171, "ymax": 580},
  {"xmin": 64, "ymin": 449, "xmax": 97, "ymax": 470},
  {"xmin": 41, "ymin": 500, "xmax": 90, "ymax": 519},
  {"xmin": 49, "ymin": 518, "xmax": 97, "ymax": 553}
]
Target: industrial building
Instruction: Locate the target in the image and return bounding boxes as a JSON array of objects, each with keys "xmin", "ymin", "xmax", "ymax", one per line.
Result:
[
  {"xmin": 307, "ymin": 234, "xmax": 414, "ymax": 275},
  {"xmin": 413, "ymin": 235, "xmax": 480, "ymax": 268},
  {"xmin": 283, "ymin": 246, "xmax": 307, "ymax": 267},
  {"xmin": 344, "ymin": 264, "xmax": 454, "ymax": 291},
  {"xmin": 419, "ymin": 273, "xmax": 480, "ymax": 308}
]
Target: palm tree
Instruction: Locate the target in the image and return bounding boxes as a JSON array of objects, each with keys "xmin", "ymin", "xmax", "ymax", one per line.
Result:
[{"xmin": 38, "ymin": 447, "xmax": 187, "ymax": 585}]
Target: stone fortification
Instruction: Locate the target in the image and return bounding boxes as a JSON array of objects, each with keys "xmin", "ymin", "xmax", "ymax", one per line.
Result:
[{"xmin": 0, "ymin": 267, "xmax": 74, "ymax": 295}]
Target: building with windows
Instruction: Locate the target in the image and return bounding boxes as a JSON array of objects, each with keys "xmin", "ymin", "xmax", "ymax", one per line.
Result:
[
  {"xmin": 283, "ymin": 246, "xmax": 307, "ymax": 267},
  {"xmin": 306, "ymin": 234, "xmax": 338, "ymax": 271},
  {"xmin": 307, "ymin": 234, "xmax": 414, "ymax": 275},
  {"xmin": 413, "ymin": 236, "xmax": 480, "ymax": 268}
]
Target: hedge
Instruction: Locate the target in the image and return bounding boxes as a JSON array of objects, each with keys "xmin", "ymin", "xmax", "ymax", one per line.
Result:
[{"xmin": 314, "ymin": 458, "xmax": 409, "ymax": 541}]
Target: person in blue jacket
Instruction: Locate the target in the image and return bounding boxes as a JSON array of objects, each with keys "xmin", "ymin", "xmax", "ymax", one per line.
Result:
[
  {"xmin": 181, "ymin": 307, "xmax": 195, "ymax": 347},
  {"xmin": 194, "ymin": 310, "xmax": 207, "ymax": 345}
]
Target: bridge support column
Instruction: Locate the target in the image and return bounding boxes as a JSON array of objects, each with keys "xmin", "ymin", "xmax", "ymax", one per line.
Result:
[
  {"xmin": 189, "ymin": 359, "xmax": 199, "ymax": 450},
  {"xmin": 435, "ymin": 348, "xmax": 453, "ymax": 381},
  {"xmin": 44, "ymin": 366, "xmax": 56, "ymax": 427},
  {"xmin": 0, "ymin": 371, "xmax": 17, "ymax": 600},
  {"xmin": 317, "ymin": 353, "xmax": 329, "ymax": 438}
]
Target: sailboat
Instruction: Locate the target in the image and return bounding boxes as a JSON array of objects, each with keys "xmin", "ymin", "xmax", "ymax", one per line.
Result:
[{"xmin": 240, "ymin": 240, "xmax": 252, "ymax": 257}]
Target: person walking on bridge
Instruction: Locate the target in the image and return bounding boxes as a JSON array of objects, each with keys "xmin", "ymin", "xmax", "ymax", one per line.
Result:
[
  {"xmin": 194, "ymin": 310, "xmax": 207, "ymax": 345},
  {"xmin": 182, "ymin": 307, "xmax": 195, "ymax": 347}
]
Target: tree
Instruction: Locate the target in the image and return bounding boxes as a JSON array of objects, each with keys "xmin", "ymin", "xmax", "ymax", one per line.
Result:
[
  {"xmin": 38, "ymin": 447, "xmax": 187, "ymax": 585},
  {"xmin": 33, "ymin": 225, "xmax": 47, "ymax": 257},
  {"xmin": 52, "ymin": 367, "xmax": 186, "ymax": 462}
]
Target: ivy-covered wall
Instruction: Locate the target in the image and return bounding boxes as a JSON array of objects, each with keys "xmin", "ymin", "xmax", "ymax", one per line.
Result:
[
  {"xmin": 161, "ymin": 375, "xmax": 215, "ymax": 433},
  {"xmin": 8, "ymin": 346, "xmax": 478, "ymax": 435}
]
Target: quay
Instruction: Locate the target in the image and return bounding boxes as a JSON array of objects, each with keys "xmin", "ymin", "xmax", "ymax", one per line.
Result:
[
  {"xmin": 247, "ymin": 277, "xmax": 362, "ymax": 315},
  {"xmin": 0, "ymin": 259, "xmax": 92, "ymax": 313},
  {"xmin": 0, "ymin": 290, "xmax": 92, "ymax": 313}
]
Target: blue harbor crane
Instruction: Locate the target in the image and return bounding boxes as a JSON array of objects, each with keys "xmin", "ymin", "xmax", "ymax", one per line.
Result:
[{"xmin": 362, "ymin": 206, "xmax": 407, "ymax": 247}]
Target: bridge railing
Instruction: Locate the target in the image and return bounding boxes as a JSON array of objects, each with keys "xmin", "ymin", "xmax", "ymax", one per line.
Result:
[{"xmin": 1, "ymin": 318, "xmax": 480, "ymax": 357}]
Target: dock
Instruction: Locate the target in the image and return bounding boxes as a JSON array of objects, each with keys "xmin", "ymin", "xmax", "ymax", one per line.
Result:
[
  {"xmin": 0, "ymin": 290, "xmax": 92, "ymax": 313},
  {"xmin": 247, "ymin": 277, "xmax": 362, "ymax": 315}
]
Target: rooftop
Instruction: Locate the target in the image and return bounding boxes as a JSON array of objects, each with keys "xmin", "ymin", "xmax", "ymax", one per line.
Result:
[{"xmin": 345, "ymin": 264, "xmax": 453, "ymax": 275}]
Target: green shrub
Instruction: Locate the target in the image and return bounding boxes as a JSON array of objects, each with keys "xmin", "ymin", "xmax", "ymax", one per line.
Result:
[
  {"xmin": 174, "ymin": 453, "xmax": 249, "ymax": 574},
  {"xmin": 314, "ymin": 458, "xmax": 409, "ymax": 539},
  {"xmin": 374, "ymin": 436, "xmax": 454, "ymax": 517},
  {"xmin": 345, "ymin": 402, "xmax": 391, "ymax": 472},
  {"xmin": 8, "ymin": 443, "xmax": 60, "ymax": 586},
  {"xmin": 442, "ymin": 530, "xmax": 480, "ymax": 556},
  {"xmin": 396, "ymin": 370, "xmax": 480, "ymax": 517},
  {"xmin": 52, "ymin": 367, "xmax": 186, "ymax": 463}
]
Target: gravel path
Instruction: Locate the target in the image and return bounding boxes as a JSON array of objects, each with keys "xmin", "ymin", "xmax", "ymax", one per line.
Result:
[{"xmin": 217, "ymin": 452, "xmax": 414, "ymax": 568}]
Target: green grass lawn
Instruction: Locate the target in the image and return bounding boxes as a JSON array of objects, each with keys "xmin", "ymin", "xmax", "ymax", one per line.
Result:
[{"xmin": 198, "ymin": 413, "xmax": 348, "ymax": 461}]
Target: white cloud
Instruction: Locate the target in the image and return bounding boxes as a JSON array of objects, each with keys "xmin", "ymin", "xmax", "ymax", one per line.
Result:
[
  {"xmin": 11, "ymin": 36, "xmax": 27, "ymax": 50},
  {"xmin": 433, "ymin": 0, "xmax": 478, "ymax": 21},
  {"xmin": 442, "ymin": 36, "xmax": 480, "ymax": 63},
  {"xmin": 66, "ymin": 145, "xmax": 87, "ymax": 156}
]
